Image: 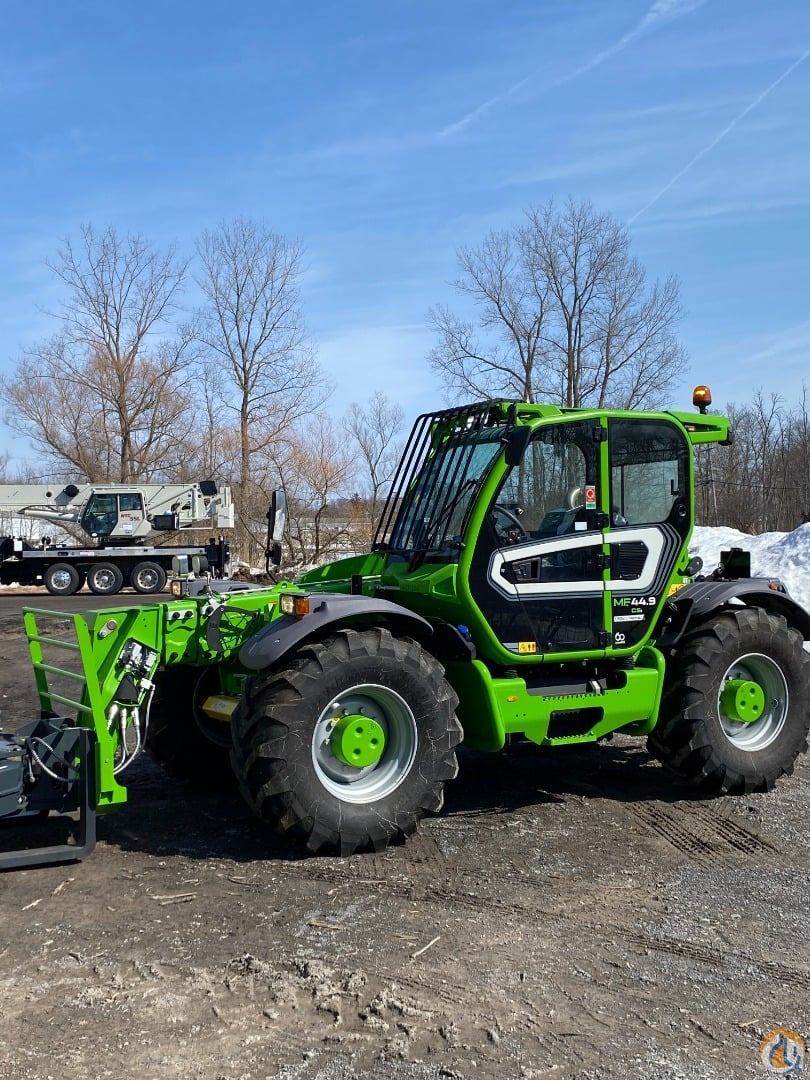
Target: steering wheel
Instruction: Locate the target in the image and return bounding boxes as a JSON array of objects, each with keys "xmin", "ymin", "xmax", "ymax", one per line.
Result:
[
  {"xmin": 492, "ymin": 504, "xmax": 528, "ymax": 545},
  {"xmin": 566, "ymin": 485, "xmax": 584, "ymax": 509}
]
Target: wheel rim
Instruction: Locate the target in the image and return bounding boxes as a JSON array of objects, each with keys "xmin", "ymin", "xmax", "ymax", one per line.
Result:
[
  {"xmin": 194, "ymin": 707, "xmax": 234, "ymax": 748},
  {"xmin": 135, "ymin": 567, "xmax": 160, "ymax": 590},
  {"xmin": 93, "ymin": 568, "xmax": 118, "ymax": 592},
  {"xmin": 717, "ymin": 652, "xmax": 789, "ymax": 750},
  {"xmin": 49, "ymin": 568, "xmax": 74, "ymax": 592},
  {"xmin": 311, "ymin": 683, "xmax": 417, "ymax": 804}
]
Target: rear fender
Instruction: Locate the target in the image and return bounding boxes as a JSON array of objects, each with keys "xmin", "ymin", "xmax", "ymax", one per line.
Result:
[
  {"xmin": 655, "ymin": 578, "xmax": 810, "ymax": 647},
  {"xmin": 238, "ymin": 593, "xmax": 433, "ymax": 671}
]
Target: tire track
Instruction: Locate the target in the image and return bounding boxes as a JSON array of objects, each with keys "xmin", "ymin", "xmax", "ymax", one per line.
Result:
[
  {"xmin": 286, "ymin": 857, "xmax": 810, "ymax": 996},
  {"xmin": 621, "ymin": 930, "xmax": 810, "ymax": 992},
  {"xmin": 391, "ymin": 826, "xmax": 448, "ymax": 870},
  {"xmin": 626, "ymin": 801, "xmax": 777, "ymax": 864}
]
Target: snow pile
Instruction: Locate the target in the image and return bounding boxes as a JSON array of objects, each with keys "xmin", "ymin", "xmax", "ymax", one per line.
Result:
[{"xmin": 691, "ymin": 523, "xmax": 810, "ymax": 614}]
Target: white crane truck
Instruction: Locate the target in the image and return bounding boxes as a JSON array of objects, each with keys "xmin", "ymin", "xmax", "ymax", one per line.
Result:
[{"xmin": 0, "ymin": 480, "xmax": 233, "ymax": 595}]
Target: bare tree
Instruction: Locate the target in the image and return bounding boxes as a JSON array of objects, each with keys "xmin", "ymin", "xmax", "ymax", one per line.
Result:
[
  {"xmin": 344, "ymin": 391, "xmax": 405, "ymax": 545},
  {"xmin": 1, "ymin": 225, "xmax": 197, "ymax": 481},
  {"xmin": 428, "ymin": 198, "xmax": 687, "ymax": 409},
  {"xmin": 695, "ymin": 387, "xmax": 810, "ymax": 533},
  {"xmin": 195, "ymin": 219, "xmax": 327, "ymax": 508},
  {"xmin": 177, "ymin": 362, "xmax": 241, "ymax": 482},
  {"xmin": 428, "ymin": 230, "xmax": 547, "ymax": 402},
  {"xmin": 260, "ymin": 417, "xmax": 354, "ymax": 567},
  {"xmin": 791, "ymin": 384, "xmax": 810, "ymax": 522}
]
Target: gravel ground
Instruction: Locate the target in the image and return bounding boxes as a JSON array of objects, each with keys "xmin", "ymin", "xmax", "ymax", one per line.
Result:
[{"xmin": 0, "ymin": 612, "xmax": 808, "ymax": 1080}]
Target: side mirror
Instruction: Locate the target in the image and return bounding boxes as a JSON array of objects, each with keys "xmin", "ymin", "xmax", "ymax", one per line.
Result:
[
  {"xmin": 504, "ymin": 426, "xmax": 532, "ymax": 467},
  {"xmin": 266, "ymin": 490, "xmax": 287, "ymax": 570}
]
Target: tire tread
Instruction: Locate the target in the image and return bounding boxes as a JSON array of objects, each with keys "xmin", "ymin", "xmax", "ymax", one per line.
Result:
[
  {"xmin": 649, "ymin": 607, "xmax": 810, "ymax": 794},
  {"xmin": 230, "ymin": 628, "xmax": 462, "ymax": 855}
]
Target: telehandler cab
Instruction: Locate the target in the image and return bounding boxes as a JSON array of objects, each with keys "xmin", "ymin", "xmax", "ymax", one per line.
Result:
[{"xmin": 2, "ymin": 389, "xmax": 809, "ymax": 868}]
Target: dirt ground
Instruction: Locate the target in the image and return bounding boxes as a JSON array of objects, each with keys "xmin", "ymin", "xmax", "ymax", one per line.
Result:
[{"xmin": 0, "ymin": 611, "xmax": 808, "ymax": 1080}]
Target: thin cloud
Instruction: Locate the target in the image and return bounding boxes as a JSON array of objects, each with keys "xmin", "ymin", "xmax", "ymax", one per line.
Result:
[
  {"xmin": 439, "ymin": 0, "xmax": 708, "ymax": 139},
  {"xmin": 702, "ymin": 323, "xmax": 810, "ymax": 402},
  {"xmin": 630, "ymin": 47, "xmax": 810, "ymax": 222},
  {"xmin": 635, "ymin": 191, "xmax": 810, "ymax": 230},
  {"xmin": 566, "ymin": 0, "xmax": 707, "ymax": 82},
  {"xmin": 439, "ymin": 76, "xmax": 531, "ymax": 139}
]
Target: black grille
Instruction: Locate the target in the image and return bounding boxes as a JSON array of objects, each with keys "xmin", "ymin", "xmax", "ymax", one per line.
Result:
[
  {"xmin": 614, "ymin": 541, "xmax": 648, "ymax": 580},
  {"xmin": 546, "ymin": 707, "xmax": 603, "ymax": 738},
  {"xmin": 373, "ymin": 401, "xmax": 511, "ymax": 557}
]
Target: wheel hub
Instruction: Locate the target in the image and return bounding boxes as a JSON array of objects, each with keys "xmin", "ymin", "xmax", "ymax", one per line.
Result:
[
  {"xmin": 311, "ymin": 684, "xmax": 418, "ymax": 804},
  {"xmin": 717, "ymin": 652, "xmax": 789, "ymax": 751},
  {"xmin": 720, "ymin": 678, "xmax": 765, "ymax": 723},
  {"xmin": 330, "ymin": 713, "xmax": 386, "ymax": 767}
]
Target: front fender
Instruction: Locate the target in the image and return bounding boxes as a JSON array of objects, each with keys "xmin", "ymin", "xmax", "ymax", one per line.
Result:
[
  {"xmin": 238, "ymin": 593, "xmax": 433, "ymax": 671},
  {"xmin": 656, "ymin": 577, "xmax": 810, "ymax": 647}
]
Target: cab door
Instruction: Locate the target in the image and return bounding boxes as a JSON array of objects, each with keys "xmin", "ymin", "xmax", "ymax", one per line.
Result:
[
  {"xmin": 80, "ymin": 493, "xmax": 118, "ymax": 538},
  {"xmin": 604, "ymin": 417, "xmax": 691, "ymax": 650},
  {"xmin": 117, "ymin": 492, "xmax": 147, "ymax": 537},
  {"xmin": 467, "ymin": 417, "xmax": 609, "ymax": 658},
  {"xmin": 80, "ymin": 491, "xmax": 146, "ymax": 539}
]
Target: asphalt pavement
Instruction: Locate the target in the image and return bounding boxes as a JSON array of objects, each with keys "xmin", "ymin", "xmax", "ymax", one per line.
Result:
[{"xmin": 0, "ymin": 588, "xmax": 159, "ymax": 630}]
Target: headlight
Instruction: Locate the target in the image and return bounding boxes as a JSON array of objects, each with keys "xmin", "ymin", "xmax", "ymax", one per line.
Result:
[{"xmin": 279, "ymin": 592, "xmax": 311, "ymax": 617}]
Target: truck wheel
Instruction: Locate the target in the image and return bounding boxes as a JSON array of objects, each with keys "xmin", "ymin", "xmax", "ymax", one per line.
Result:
[
  {"xmin": 230, "ymin": 628, "xmax": 462, "ymax": 855},
  {"xmin": 144, "ymin": 667, "xmax": 235, "ymax": 787},
  {"xmin": 649, "ymin": 608, "xmax": 810, "ymax": 793},
  {"xmin": 131, "ymin": 561, "xmax": 167, "ymax": 594},
  {"xmin": 44, "ymin": 563, "xmax": 82, "ymax": 596},
  {"xmin": 86, "ymin": 562, "xmax": 124, "ymax": 596}
]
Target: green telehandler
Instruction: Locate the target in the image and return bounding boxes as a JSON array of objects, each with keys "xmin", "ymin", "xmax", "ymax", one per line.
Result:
[{"xmin": 2, "ymin": 388, "xmax": 809, "ymax": 868}]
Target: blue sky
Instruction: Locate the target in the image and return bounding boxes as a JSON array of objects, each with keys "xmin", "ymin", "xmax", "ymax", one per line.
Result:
[{"xmin": 2, "ymin": 0, "xmax": 809, "ymax": 468}]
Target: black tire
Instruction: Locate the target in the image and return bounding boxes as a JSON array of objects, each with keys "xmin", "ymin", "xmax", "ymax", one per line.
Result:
[
  {"xmin": 144, "ymin": 666, "xmax": 236, "ymax": 788},
  {"xmin": 131, "ymin": 561, "xmax": 167, "ymax": 594},
  {"xmin": 44, "ymin": 562, "xmax": 82, "ymax": 596},
  {"xmin": 648, "ymin": 608, "xmax": 810, "ymax": 794},
  {"xmin": 86, "ymin": 562, "xmax": 124, "ymax": 596},
  {"xmin": 230, "ymin": 628, "xmax": 462, "ymax": 855}
]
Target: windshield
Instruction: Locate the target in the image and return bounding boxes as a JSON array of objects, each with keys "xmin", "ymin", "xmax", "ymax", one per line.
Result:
[
  {"xmin": 386, "ymin": 428, "xmax": 505, "ymax": 558},
  {"xmin": 80, "ymin": 493, "xmax": 118, "ymax": 538}
]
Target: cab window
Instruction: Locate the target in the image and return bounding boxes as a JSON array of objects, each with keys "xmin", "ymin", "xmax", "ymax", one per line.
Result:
[
  {"xmin": 495, "ymin": 419, "xmax": 601, "ymax": 538},
  {"xmin": 608, "ymin": 418, "xmax": 689, "ymax": 525}
]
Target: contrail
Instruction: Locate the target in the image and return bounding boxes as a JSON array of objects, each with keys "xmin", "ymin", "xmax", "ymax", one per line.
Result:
[
  {"xmin": 567, "ymin": 0, "xmax": 707, "ymax": 83},
  {"xmin": 439, "ymin": 0, "xmax": 707, "ymax": 139},
  {"xmin": 630, "ymin": 47, "xmax": 810, "ymax": 223},
  {"xmin": 439, "ymin": 76, "xmax": 531, "ymax": 139}
]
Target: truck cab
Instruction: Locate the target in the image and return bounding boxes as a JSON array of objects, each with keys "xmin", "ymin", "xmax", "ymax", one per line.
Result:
[
  {"xmin": 368, "ymin": 400, "xmax": 724, "ymax": 668},
  {"xmin": 79, "ymin": 490, "xmax": 147, "ymax": 539}
]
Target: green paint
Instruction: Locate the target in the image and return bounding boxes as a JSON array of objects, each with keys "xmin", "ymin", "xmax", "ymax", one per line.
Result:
[
  {"xmin": 720, "ymin": 678, "xmax": 766, "ymax": 723},
  {"xmin": 16, "ymin": 397, "xmax": 734, "ymax": 823},
  {"xmin": 330, "ymin": 714, "xmax": 386, "ymax": 767}
]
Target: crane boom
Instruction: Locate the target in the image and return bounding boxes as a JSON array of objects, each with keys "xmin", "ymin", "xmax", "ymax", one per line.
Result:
[{"xmin": 0, "ymin": 480, "xmax": 234, "ymax": 542}]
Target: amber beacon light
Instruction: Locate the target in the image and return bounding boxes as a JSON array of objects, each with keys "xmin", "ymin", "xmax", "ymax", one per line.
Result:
[{"xmin": 692, "ymin": 385, "xmax": 712, "ymax": 413}]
